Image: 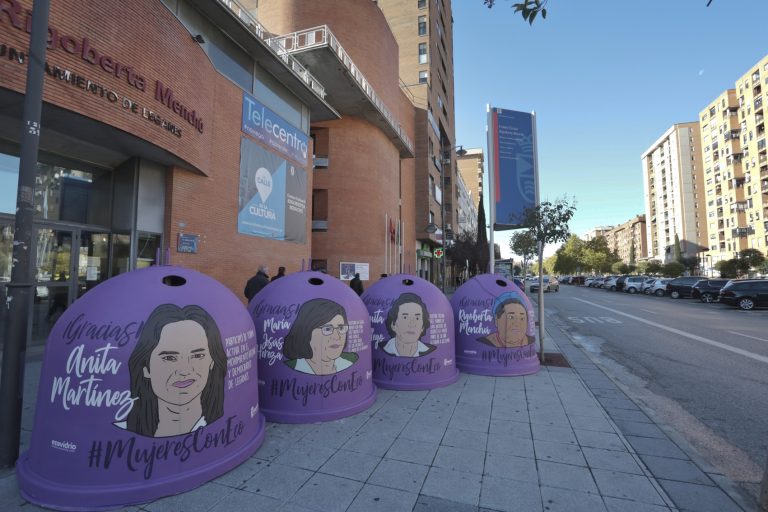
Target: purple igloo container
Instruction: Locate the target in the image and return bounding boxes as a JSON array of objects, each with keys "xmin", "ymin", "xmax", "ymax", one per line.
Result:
[
  {"xmin": 450, "ymin": 274, "xmax": 540, "ymax": 376},
  {"xmin": 249, "ymin": 271, "xmax": 376, "ymax": 423},
  {"xmin": 16, "ymin": 265, "xmax": 266, "ymax": 511},
  {"xmin": 362, "ymin": 274, "xmax": 459, "ymax": 390}
]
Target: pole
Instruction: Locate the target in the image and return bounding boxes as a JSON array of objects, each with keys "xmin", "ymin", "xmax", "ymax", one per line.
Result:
[
  {"xmin": 0, "ymin": 0, "xmax": 52, "ymax": 468},
  {"xmin": 440, "ymin": 160, "xmax": 446, "ymax": 292},
  {"xmin": 486, "ymin": 105, "xmax": 495, "ymax": 273},
  {"xmin": 537, "ymin": 240, "xmax": 545, "ymax": 364},
  {"xmin": 760, "ymin": 456, "xmax": 768, "ymax": 511}
]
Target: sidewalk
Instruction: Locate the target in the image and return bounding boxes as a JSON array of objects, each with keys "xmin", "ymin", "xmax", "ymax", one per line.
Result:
[{"xmin": 0, "ymin": 318, "xmax": 753, "ymax": 511}]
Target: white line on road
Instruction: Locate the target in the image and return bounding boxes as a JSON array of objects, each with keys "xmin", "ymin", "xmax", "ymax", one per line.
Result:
[
  {"xmin": 727, "ymin": 330, "xmax": 768, "ymax": 343},
  {"xmin": 640, "ymin": 309, "xmax": 656, "ymax": 314},
  {"xmin": 573, "ymin": 298, "xmax": 768, "ymax": 365}
]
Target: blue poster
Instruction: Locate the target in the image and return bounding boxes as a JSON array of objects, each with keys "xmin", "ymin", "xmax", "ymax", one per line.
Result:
[
  {"xmin": 242, "ymin": 92, "xmax": 309, "ymax": 164},
  {"xmin": 238, "ymin": 137, "xmax": 307, "ymax": 243},
  {"xmin": 489, "ymin": 108, "xmax": 537, "ymax": 230}
]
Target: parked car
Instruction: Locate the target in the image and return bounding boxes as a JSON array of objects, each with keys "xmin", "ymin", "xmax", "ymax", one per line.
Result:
[
  {"xmin": 691, "ymin": 279, "xmax": 729, "ymax": 303},
  {"xmin": 530, "ymin": 276, "xmax": 559, "ymax": 293},
  {"xmin": 640, "ymin": 278, "xmax": 657, "ymax": 294},
  {"xmin": 513, "ymin": 278, "xmax": 525, "ymax": 290},
  {"xmin": 603, "ymin": 276, "xmax": 619, "ymax": 291},
  {"xmin": 718, "ymin": 279, "xmax": 768, "ymax": 310},
  {"xmin": 665, "ymin": 276, "xmax": 703, "ymax": 299},
  {"xmin": 649, "ymin": 278, "xmax": 673, "ymax": 296},
  {"xmin": 615, "ymin": 275, "xmax": 630, "ymax": 292},
  {"xmin": 623, "ymin": 276, "xmax": 647, "ymax": 294}
]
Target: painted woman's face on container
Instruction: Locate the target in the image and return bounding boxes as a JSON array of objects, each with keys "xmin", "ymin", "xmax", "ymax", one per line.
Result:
[
  {"xmin": 498, "ymin": 302, "xmax": 528, "ymax": 347},
  {"xmin": 391, "ymin": 302, "xmax": 424, "ymax": 343},
  {"xmin": 309, "ymin": 314, "xmax": 347, "ymax": 362},
  {"xmin": 143, "ymin": 320, "xmax": 213, "ymax": 406}
]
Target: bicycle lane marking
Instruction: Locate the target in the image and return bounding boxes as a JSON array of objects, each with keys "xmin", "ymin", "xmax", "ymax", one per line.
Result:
[{"xmin": 573, "ymin": 297, "xmax": 768, "ymax": 365}]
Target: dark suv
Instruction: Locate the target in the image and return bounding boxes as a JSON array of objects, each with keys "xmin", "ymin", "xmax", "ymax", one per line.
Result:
[
  {"xmin": 691, "ymin": 279, "xmax": 729, "ymax": 303},
  {"xmin": 718, "ymin": 279, "xmax": 768, "ymax": 310},
  {"xmin": 665, "ymin": 276, "xmax": 703, "ymax": 299}
]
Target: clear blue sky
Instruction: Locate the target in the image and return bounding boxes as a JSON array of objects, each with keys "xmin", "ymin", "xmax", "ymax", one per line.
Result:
[{"xmin": 453, "ymin": 0, "xmax": 768, "ymax": 257}]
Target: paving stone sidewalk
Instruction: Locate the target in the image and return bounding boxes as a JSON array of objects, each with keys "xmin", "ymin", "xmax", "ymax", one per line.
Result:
[{"xmin": 0, "ymin": 317, "xmax": 753, "ymax": 512}]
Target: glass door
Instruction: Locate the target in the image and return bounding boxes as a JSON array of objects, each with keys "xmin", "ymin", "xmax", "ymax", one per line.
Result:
[
  {"xmin": 30, "ymin": 227, "xmax": 75, "ymax": 348},
  {"xmin": 76, "ymin": 231, "xmax": 111, "ymax": 298}
]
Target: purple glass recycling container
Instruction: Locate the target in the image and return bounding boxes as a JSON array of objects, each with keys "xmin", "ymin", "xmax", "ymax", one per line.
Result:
[
  {"xmin": 249, "ymin": 271, "xmax": 376, "ymax": 423},
  {"xmin": 450, "ymin": 274, "xmax": 539, "ymax": 376},
  {"xmin": 16, "ymin": 266, "xmax": 266, "ymax": 511},
  {"xmin": 362, "ymin": 275, "xmax": 459, "ymax": 390}
]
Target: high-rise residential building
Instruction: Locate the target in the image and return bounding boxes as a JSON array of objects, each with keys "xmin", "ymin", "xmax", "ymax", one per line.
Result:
[
  {"xmin": 584, "ymin": 226, "xmax": 614, "ymax": 242},
  {"xmin": 457, "ymin": 148, "xmax": 484, "ymax": 212},
  {"xmin": 699, "ymin": 90, "xmax": 744, "ymax": 272},
  {"xmin": 604, "ymin": 215, "xmax": 647, "ymax": 264},
  {"xmin": 699, "ymin": 55, "xmax": 768, "ymax": 274},
  {"xmin": 377, "ymin": 0, "xmax": 458, "ymax": 284},
  {"xmin": 642, "ymin": 123, "xmax": 706, "ymax": 263}
]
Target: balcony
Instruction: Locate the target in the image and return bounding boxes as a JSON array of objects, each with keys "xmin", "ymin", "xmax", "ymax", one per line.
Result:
[
  {"xmin": 268, "ymin": 26, "xmax": 415, "ymax": 157},
  {"xmin": 731, "ymin": 227, "xmax": 755, "ymax": 238},
  {"xmin": 188, "ymin": 0, "xmax": 338, "ymax": 121},
  {"xmin": 730, "ymin": 201, "xmax": 748, "ymax": 212}
]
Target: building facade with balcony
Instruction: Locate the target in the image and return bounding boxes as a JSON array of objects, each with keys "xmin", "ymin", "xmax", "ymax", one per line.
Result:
[
  {"xmin": 457, "ymin": 147, "xmax": 484, "ymax": 213},
  {"xmin": 642, "ymin": 123, "xmax": 706, "ymax": 263},
  {"xmin": 699, "ymin": 55, "xmax": 768, "ymax": 275},
  {"xmin": 584, "ymin": 226, "xmax": 614, "ymax": 242},
  {"xmin": 258, "ymin": 0, "xmax": 417, "ymax": 281},
  {"xmin": 0, "ymin": 0, "xmax": 339, "ymax": 349},
  {"xmin": 376, "ymin": 0, "xmax": 458, "ymax": 285},
  {"xmin": 455, "ymin": 168, "xmax": 478, "ymax": 237},
  {"xmin": 603, "ymin": 215, "xmax": 647, "ymax": 265}
]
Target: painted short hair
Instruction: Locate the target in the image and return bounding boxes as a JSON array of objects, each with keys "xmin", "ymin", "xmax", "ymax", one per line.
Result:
[
  {"xmin": 385, "ymin": 292, "xmax": 430, "ymax": 338},
  {"xmin": 283, "ymin": 298, "xmax": 348, "ymax": 360}
]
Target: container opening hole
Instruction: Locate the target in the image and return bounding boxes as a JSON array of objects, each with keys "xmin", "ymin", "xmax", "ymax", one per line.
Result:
[
  {"xmin": 308, "ymin": 277, "xmax": 324, "ymax": 286},
  {"xmin": 402, "ymin": 279, "xmax": 414, "ymax": 286},
  {"xmin": 162, "ymin": 275, "xmax": 187, "ymax": 287},
  {"xmin": 496, "ymin": 279, "xmax": 507, "ymax": 287}
]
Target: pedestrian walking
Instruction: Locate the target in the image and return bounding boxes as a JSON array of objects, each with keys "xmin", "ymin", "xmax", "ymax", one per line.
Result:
[
  {"xmin": 244, "ymin": 265, "xmax": 270, "ymax": 302},
  {"xmin": 349, "ymin": 273, "xmax": 364, "ymax": 296},
  {"xmin": 271, "ymin": 266, "xmax": 286, "ymax": 282}
]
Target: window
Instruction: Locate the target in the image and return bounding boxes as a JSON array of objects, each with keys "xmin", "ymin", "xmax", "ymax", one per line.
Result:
[
  {"xmin": 429, "ymin": 211, "xmax": 435, "ymax": 224},
  {"xmin": 418, "ymin": 0, "xmax": 426, "ymax": 8},
  {"xmin": 418, "ymin": 43, "xmax": 427, "ymax": 64},
  {"xmin": 418, "ymin": 15, "xmax": 427, "ymax": 36},
  {"xmin": 419, "ymin": 70, "xmax": 428, "ymax": 84}
]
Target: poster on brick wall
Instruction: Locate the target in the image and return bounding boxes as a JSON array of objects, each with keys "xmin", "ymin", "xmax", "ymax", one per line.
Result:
[{"xmin": 238, "ymin": 137, "xmax": 307, "ymax": 243}]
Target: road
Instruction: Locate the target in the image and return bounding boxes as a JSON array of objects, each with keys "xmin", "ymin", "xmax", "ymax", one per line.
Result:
[{"xmin": 531, "ymin": 283, "xmax": 768, "ymax": 492}]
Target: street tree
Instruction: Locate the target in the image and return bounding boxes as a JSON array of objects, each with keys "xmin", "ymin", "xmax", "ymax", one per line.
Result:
[
  {"xmin": 739, "ymin": 248, "xmax": 766, "ymax": 269},
  {"xmin": 611, "ymin": 262, "xmax": 629, "ymax": 274},
  {"xmin": 483, "ymin": 0, "xmax": 715, "ymax": 25},
  {"xmin": 517, "ymin": 197, "xmax": 577, "ymax": 249},
  {"xmin": 646, "ymin": 259, "xmax": 663, "ymax": 275},
  {"xmin": 662, "ymin": 261, "xmax": 685, "ymax": 277},
  {"xmin": 629, "ymin": 240, "xmax": 636, "ymax": 266},
  {"xmin": 509, "ymin": 229, "xmax": 537, "ymax": 273},
  {"xmin": 581, "ymin": 236, "xmax": 618, "ymax": 274},
  {"xmin": 476, "ymin": 193, "xmax": 489, "ymax": 273},
  {"xmin": 673, "ymin": 234, "xmax": 682, "ymax": 264}
]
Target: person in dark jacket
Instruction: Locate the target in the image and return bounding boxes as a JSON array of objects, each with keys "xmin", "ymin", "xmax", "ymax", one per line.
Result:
[
  {"xmin": 271, "ymin": 266, "xmax": 286, "ymax": 282},
  {"xmin": 349, "ymin": 273, "xmax": 364, "ymax": 296},
  {"xmin": 244, "ymin": 265, "xmax": 270, "ymax": 301}
]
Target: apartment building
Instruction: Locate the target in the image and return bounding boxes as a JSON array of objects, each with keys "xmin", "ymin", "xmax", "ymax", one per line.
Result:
[
  {"xmin": 604, "ymin": 215, "xmax": 647, "ymax": 264},
  {"xmin": 584, "ymin": 226, "xmax": 614, "ymax": 242},
  {"xmin": 377, "ymin": 0, "xmax": 458, "ymax": 284},
  {"xmin": 457, "ymin": 147, "xmax": 484, "ymax": 212},
  {"xmin": 642, "ymin": 123, "xmax": 706, "ymax": 262},
  {"xmin": 258, "ymin": 0, "xmax": 417, "ymax": 280},
  {"xmin": 455, "ymin": 169, "xmax": 478, "ymax": 236},
  {"xmin": 700, "ymin": 55, "xmax": 768, "ymax": 274}
]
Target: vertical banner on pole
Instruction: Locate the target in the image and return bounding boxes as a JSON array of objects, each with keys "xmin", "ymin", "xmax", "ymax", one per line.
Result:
[{"xmin": 487, "ymin": 108, "xmax": 538, "ymax": 230}]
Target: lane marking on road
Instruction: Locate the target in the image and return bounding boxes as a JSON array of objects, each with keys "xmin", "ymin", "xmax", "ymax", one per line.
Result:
[
  {"xmin": 573, "ymin": 298, "xmax": 768, "ymax": 365},
  {"xmin": 727, "ymin": 330, "xmax": 768, "ymax": 343},
  {"xmin": 640, "ymin": 309, "xmax": 656, "ymax": 314}
]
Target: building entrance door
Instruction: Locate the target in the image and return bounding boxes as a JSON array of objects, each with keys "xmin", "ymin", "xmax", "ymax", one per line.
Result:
[{"xmin": 29, "ymin": 226, "xmax": 110, "ymax": 349}]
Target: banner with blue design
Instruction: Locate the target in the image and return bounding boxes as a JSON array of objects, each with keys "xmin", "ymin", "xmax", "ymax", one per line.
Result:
[
  {"xmin": 238, "ymin": 137, "xmax": 307, "ymax": 243},
  {"xmin": 488, "ymin": 108, "xmax": 538, "ymax": 230},
  {"xmin": 242, "ymin": 92, "xmax": 309, "ymax": 164}
]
